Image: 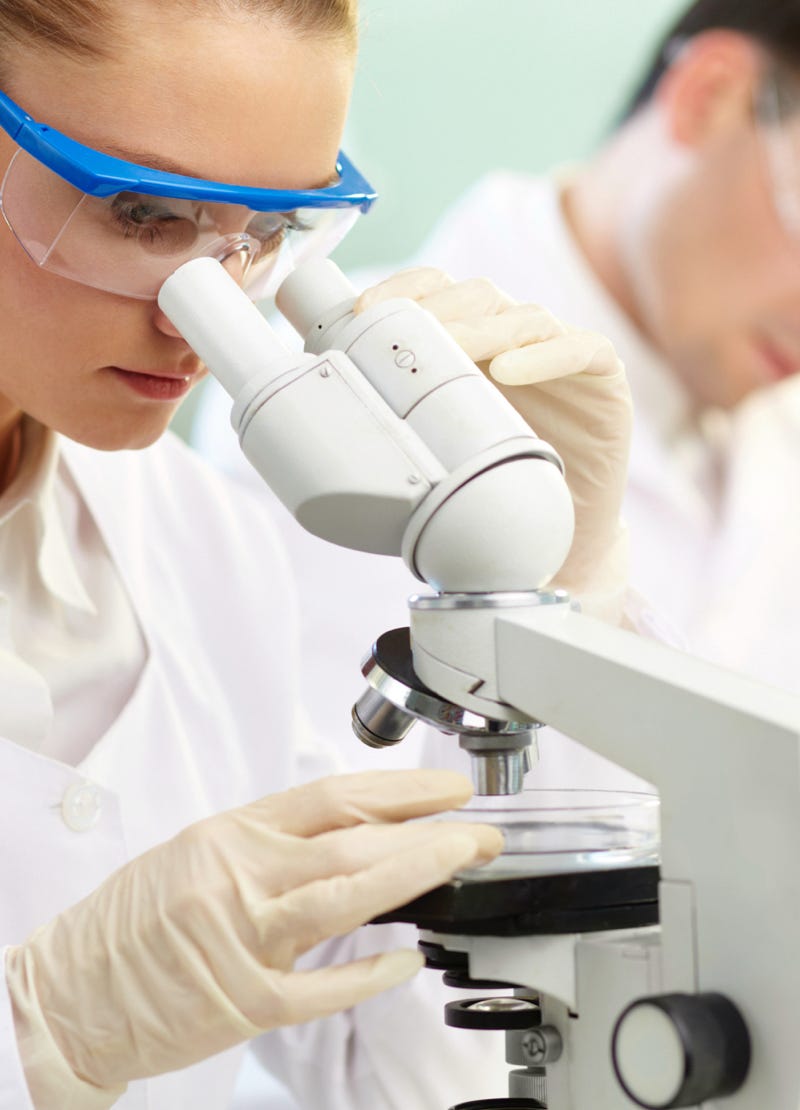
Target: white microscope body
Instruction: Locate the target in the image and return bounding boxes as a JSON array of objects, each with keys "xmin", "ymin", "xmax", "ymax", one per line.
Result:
[{"xmin": 159, "ymin": 258, "xmax": 800, "ymax": 1110}]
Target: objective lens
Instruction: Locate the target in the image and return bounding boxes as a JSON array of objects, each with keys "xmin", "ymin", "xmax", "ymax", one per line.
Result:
[{"xmin": 351, "ymin": 687, "xmax": 417, "ymax": 749}]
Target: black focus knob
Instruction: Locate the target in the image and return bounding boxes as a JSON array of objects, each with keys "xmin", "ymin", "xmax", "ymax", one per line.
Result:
[{"xmin": 611, "ymin": 992, "xmax": 751, "ymax": 1108}]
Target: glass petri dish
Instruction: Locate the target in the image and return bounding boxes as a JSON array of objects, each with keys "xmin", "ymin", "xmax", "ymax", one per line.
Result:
[{"xmin": 452, "ymin": 789, "xmax": 660, "ymax": 880}]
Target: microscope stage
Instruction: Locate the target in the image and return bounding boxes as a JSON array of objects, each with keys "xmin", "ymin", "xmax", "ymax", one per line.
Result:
[{"xmin": 375, "ymin": 865, "xmax": 659, "ymax": 936}]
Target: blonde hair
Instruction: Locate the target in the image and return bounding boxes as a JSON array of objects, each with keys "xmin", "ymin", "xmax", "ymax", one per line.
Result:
[{"xmin": 0, "ymin": 0, "xmax": 357, "ymax": 62}]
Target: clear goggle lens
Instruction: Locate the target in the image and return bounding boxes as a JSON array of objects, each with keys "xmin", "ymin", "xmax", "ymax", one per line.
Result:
[
  {"xmin": 0, "ymin": 148, "xmax": 360, "ymax": 300},
  {"xmin": 756, "ymin": 65, "xmax": 800, "ymax": 240}
]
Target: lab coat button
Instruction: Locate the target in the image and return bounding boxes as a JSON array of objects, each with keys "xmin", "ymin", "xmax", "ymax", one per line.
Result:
[{"xmin": 61, "ymin": 782, "xmax": 103, "ymax": 832}]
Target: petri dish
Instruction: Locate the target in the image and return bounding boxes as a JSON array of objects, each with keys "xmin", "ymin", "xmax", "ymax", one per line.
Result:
[{"xmin": 451, "ymin": 789, "xmax": 660, "ymax": 880}]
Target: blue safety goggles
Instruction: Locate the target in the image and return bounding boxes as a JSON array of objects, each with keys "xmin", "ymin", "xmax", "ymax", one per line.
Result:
[{"xmin": 0, "ymin": 88, "xmax": 377, "ymax": 300}]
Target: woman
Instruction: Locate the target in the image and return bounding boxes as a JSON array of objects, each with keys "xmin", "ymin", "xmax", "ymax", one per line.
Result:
[{"xmin": 0, "ymin": 2, "xmax": 630, "ymax": 1108}]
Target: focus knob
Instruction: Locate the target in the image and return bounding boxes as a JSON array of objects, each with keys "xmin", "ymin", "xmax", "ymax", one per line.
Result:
[{"xmin": 611, "ymin": 993, "xmax": 750, "ymax": 1108}]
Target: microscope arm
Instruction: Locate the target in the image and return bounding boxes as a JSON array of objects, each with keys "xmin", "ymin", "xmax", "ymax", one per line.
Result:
[
  {"xmin": 413, "ymin": 604, "xmax": 800, "ymax": 1107},
  {"xmin": 491, "ymin": 602, "xmax": 800, "ymax": 1108}
]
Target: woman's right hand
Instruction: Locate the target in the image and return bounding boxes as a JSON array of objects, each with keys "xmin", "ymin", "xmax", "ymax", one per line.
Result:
[{"xmin": 7, "ymin": 769, "xmax": 501, "ymax": 1108}]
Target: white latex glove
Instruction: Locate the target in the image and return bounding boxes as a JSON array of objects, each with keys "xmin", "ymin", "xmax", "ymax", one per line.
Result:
[
  {"xmin": 356, "ymin": 270, "xmax": 633, "ymax": 624},
  {"xmin": 7, "ymin": 769, "xmax": 502, "ymax": 1109}
]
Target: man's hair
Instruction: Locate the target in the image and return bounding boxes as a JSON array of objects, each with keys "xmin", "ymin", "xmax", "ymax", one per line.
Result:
[{"xmin": 624, "ymin": 0, "xmax": 800, "ymax": 118}]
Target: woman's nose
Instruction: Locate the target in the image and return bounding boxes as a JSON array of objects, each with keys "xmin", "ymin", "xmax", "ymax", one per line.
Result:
[
  {"xmin": 152, "ymin": 301, "xmax": 186, "ymax": 338},
  {"xmin": 152, "ymin": 246, "xmax": 251, "ymax": 337}
]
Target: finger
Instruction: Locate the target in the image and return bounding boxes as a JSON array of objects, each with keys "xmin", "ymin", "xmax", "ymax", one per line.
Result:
[
  {"xmin": 255, "ymin": 950, "xmax": 425, "ymax": 1028},
  {"xmin": 354, "ymin": 267, "xmax": 454, "ymax": 313},
  {"xmin": 414, "ymin": 277, "xmax": 516, "ymax": 322},
  {"xmin": 489, "ymin": 330, "xmax": 622, "ymax": 385},
  {"xmin": 261, "ymin": 829, "xmax": 502, "ymax": 959},
  {"xmin": 251, "ymin": 769, "xmax": 475, "ymax": 837},
  {"xmin": 252, "ymin": 820, "xmax": 504, "ymax": 903},
  {"xmin": 444, "ymin": 303, "xmax": 566, "ymax": 364},
  {"xmin": 298, "ymin": 818, "xmax": 505, "ymax": 886}
]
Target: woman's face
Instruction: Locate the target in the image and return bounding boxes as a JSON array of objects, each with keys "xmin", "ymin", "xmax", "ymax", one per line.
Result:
[{"xmin": 0, "ymin": 3, "xmax": 355, "ymax": 449}]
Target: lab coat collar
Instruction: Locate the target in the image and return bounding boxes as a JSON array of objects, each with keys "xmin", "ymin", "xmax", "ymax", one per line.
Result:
[
  {"xmin": 543, "ymin": 169, "xmax": 697, "ymax": 447},
  {"xmin": 0, "ymin": 418, "xmax": 96, "ymax": 615}
]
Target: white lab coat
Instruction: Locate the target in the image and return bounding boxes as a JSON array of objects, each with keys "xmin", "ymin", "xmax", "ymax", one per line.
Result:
[{"xmin": 0, "ymin": 432, "xmax": 506, "ymax": 1110}]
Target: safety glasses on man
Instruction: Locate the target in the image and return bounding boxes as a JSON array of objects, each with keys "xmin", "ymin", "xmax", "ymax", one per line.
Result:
[
  {"xmin": 0, "ymin": 89, "xmax": 376, "ymax": 301},
  {"xmin": 755, "ymin": 61, "xmax": 800, "ymax": 241}
]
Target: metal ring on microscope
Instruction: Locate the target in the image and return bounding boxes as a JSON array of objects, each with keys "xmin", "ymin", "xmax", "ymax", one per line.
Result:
[
  {"xmin": 360, "ymin": 628, "xmax": 538, "ymax": 735},
  {"xmin": 408, "ymin": 589, "xmax": 571, "ymax": 612}
]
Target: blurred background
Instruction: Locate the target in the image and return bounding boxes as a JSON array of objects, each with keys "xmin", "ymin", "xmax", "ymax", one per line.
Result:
[
  {"xmin": 334, "ymin": 0, "xmax": 685, "ymax": 272},
  {"xmin": 173, "ymin": 0, "xmax": 688, "ymax": 442}
]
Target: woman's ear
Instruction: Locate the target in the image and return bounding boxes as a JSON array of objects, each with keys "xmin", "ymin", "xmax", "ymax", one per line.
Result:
[{"xmin": 654, "ymin": 31, "xmax": 763, "ymax": 148}]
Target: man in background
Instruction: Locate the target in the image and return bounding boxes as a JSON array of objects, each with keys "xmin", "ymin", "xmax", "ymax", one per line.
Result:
[{"xmin": 419, "ymin": 0, "xmax": 800, "ymax": 691}]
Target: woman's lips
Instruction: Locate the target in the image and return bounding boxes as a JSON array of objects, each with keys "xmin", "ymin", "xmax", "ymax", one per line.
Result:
[{"xmin": 106, "ymin": 366, "xmax": 195, "ymax": 401}]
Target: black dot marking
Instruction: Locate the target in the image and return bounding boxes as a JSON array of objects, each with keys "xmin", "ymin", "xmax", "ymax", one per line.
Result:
[
  {"xmin": 392, "ymin": 344, "xmax": 399, "ymax": 350},
  {"xmin": 411, "ymin": 368, "xmax": 418, "ymax": 373}
]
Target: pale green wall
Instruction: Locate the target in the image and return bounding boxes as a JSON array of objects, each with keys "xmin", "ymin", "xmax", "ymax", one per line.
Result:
[
  {"xmin": 173, "ymin": 0, "xmax": 688, "ymax": 439},
  {"xmin": 333, "ymin": 0, "xmax": 688, "ymax": 272}
]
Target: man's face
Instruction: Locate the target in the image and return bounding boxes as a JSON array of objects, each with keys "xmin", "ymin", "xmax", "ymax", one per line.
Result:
[{"xmin": 623, "ymin": 60, "xmax": 800, "ymax": 409}]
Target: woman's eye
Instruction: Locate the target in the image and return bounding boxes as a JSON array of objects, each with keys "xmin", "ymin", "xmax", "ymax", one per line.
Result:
[
  {"xmin": 248, "ymin": 211, "xmax": 312, "ymax": 253},
  {"xmin": 109, "ymin": 195, "xmax": 198, "ymax": 255}
]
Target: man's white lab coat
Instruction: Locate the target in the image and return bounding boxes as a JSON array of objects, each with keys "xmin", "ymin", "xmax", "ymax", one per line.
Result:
[{"xmin": 0, "ymin": 432, "xmax": 504, "ymax": 1110}]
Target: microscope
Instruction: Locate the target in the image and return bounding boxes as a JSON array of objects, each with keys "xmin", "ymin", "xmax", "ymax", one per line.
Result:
[{"xmin": 159, "ymin": 257, "xmax": 800, "ymax": 1110}]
